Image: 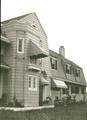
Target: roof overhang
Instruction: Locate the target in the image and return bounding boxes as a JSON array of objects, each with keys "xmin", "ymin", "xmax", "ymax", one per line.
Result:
[
  {"xmin": 52, "ymin": 79, "xmax": 67, "ymax": 88},
  {"xmin": 28, "ymin": 65, "xmax": 41, "ymax": 71},
  {"xmin": 1, "ymin": 35, "xmax": 10, "ymax": 44},
  {"xmin": 41, "ymin": 77, "xmax": 50, "ymax": 86},
  {"xmin": 0, "ymin": 64, "xmax": 10, "ymax": 69},
  {"xmin": 29, "ymin": 40, "xmax": 49, "ymax": 59}
]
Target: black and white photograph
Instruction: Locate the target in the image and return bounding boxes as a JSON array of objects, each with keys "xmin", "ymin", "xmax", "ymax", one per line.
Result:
[{"xmin": 0, "ymin": 0, "xmax": 87, "ymax": 119}]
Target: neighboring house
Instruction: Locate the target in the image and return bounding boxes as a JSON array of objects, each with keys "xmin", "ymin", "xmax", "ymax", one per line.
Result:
[
  {"xmin": 0, "ymin": 13, "xmax": 86, "ymax": 107},
  {"xmin": 49, "ymin": 46, "xmax": 86, "ymax": 102}
]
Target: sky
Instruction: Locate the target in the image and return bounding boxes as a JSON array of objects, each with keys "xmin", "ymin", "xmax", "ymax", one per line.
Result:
[{"xmin": 1, "ymin": 0, "xmax": 87, "ymax": 82}]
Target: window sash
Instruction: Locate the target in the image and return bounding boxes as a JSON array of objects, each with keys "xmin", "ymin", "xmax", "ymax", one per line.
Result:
[
  {"xmin": 17, "ymin": 38, "xmax": 24, "ymax": 53},
  {"xmin": 28, "ymin": 75, "xmax": 37, "ymax": 91},
  {"xmin": 50, "ymin": 58, "xmax": 57, "ymax": 70},
  {"xmin": 66, "ymin": 64, "xmax": 72, "ymax": 74}
]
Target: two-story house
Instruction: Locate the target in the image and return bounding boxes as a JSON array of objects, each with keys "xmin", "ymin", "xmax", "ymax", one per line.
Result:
[
  {"xmin": 50, "ymin": 46, "xmax": 86, "ymax": 102},
  {"xmin": 0, "ymin": 13, "xmax": 51, "ymax": 107},
  {"xmin": 0, "ymin": 13, "xmax": 86, "ymax": 107}
]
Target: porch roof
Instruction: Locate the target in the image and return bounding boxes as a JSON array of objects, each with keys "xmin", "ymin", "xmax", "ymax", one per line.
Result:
[
  {"xmin": 41, "ymin": 77, "xmax": 50, "ymax": 86},
  {"xmin": 29, "ymin": 40, "xmax": 49, "ymax": 59},
  {"xmin": 52, "ymin": 79, "xmax": 67, "ymax": 88}
]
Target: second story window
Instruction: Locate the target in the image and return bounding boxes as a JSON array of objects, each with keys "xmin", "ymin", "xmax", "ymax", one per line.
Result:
[
  {"xmin": 66, "ymin": 64, "xmax": 72, "ymax": 74},
  {"xmin": 50, "ymin": 57, "xmax": 57, "ymax": 70},
  {"xmin": 30, "ymin": 58, "xmax": 37, "ymax": 64},
  {"xmin": 17, "ymin": 38, "xmax": 24, "ymax": 53},
  {"xmin": 75, "ymin": 69, "xmax": 80, "ymax": 77}
]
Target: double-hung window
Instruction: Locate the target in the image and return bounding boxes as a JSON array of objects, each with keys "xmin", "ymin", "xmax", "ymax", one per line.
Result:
[
  {"xmin": 17, "ymin": 38, "xmax": 24, "ymax": 53},
  {"xmin": 50, "ymin": 57, "xmax": 57, "ymax": 70},
  {"xmin": 28, "ymin": 75, "xmax": 37, "ymax": 91},
  {"xmin": 75, "ymin": 69, "xmax": 80, "ymax": 77},
  {"xmin": 66, "ymin": 64, "xmax": 72, "ymax": 74}
]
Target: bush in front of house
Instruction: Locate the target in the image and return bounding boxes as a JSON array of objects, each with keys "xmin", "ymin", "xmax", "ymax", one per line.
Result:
[
  {"xmin": 7, "ymin": 96, "xmax": 24, "ymax": 107},
  {"xmin": 43, "ymin": 96, "xmax": 52, "ymax": 105},
  {"xmin": 0, "ymin": 93, "xmax": 8, "ymax": 107},
  {"xmin": 0, "ymin": 94, "xmax": 24, "ymax": 107}
]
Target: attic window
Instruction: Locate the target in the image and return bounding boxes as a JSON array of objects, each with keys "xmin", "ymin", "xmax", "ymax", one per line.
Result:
[{"xmin": 32, "ymin": 24, "xmax": 38, "ymax": 30}]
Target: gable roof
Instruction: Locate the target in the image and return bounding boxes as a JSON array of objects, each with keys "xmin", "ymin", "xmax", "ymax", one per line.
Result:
[
  {"xmin": 2, "ymin": 13, "xmax": 31, "ymax": 24},
  {"xmin": 1, "ymin": 12, "xmax": 47, "ymax": 38}
]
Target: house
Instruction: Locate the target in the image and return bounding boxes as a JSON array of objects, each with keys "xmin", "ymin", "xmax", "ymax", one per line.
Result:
[
  {"xmin": 0, "ymin": 13, "xmax": 51, "ymax": 107},
  {"xmin": 0, "ymin": 13, "xmax": 86, "ymax": 107},
  {"xmin": 49, "ymin": 46, "xmax": 86, "ymax": 102}
]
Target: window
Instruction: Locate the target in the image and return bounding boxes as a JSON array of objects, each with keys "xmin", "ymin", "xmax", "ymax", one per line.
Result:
[
  {"xmin": 71, "ymin": 86, "xmax": 79, "ymax": 94},
  {"xmin": 33, "ymin": 77, "xmax": 36, "ymax": 88},
  {"xmin": 62, "ymin": 88, "xmax": 66, "ymax": 94},
  {"xmin": 28, "ymin": 75, "xmax": 37, "ymax": 90},
  {"xmin": 71, "ymin": 86, "xmax": 75, "ymax": 94},
  {"xmin": 75, "ymin": 87, "xmax": 79, "ymax": 94},
  {"xmin": 17, "ymin": 38, "xmax": 24, "ymax": 53},
  {"xmin": 50, "ymin": 57, "xmax": 57, "ymax": 70},
  {"xmin": 32, "ymin": 24, "xmax": 38, "ymax": 30},
  {"xmin": 30, "ymin": 58, "xmax": 37, "ymax": 64},
  {"xmin": 75, "ymin": 69, "xmax": 80, "ymax": 77},
  {"xmin": 30, "ymin": 58, "xmax": 42, "ymax": 66},
  {"xmin": 81, "ymin": 87, "xmax": 85, "ymax": 94},
  {"xmin": 66, "ymin": 64, "xmax": 72, "ymax": 74}
]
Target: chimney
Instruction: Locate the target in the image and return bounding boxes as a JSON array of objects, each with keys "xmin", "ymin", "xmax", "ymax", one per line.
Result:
[{"xmin": 59, "ymin": 46, "xmax": 65, "ymax": 57}]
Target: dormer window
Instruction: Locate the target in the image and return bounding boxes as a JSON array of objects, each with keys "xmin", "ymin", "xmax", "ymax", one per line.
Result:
[
  {"xmin": 17, "ymin": 38, "xmax": 24, "ymax": 53},
  {"xmin": 65, "ymin": 64, "xmax": 72, "ymax": 74},
  {"xmin": 75, "ymin": 69, "xmax": 80, "ymax": 77},
  {"xmin": 50, "ymin": 57, "xmax": 57, "ymax": 70}
]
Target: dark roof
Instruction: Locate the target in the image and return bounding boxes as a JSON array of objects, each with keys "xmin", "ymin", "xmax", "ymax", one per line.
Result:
[
  {"xmin": 49, "ymin": 49, "xmax": 63, "ymax": 58},
  {"xmin": 49, "ymin": 49, "xmax": 86, "ymax": 86},
  {"xmin": 49, "ymin": 49, "xmax": 81, "ymax": 68},
  {"xmin": 2, "ymin": 13, "xmax": 32, "ymax": 24}
]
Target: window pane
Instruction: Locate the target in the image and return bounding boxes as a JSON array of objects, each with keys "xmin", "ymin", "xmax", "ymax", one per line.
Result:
[
  {"xmin": 75, "ymin": 69, "xmax": 80, "ymax": 77},
  {"xmin": 29, "ymin": 76, "xmax": 31, "ymax": 88},
  {"xmin": 50, "ymin": 58, "xmax": 57, "ymax": 70},
  {"xmin": 33, "ymin": 77, "xmax": 36, "ymax": 88},
  {"xmin": 71, "ymin": 86, "xmax": 75, "ymax": 94},
  {"xmin": 81, "ymin": 87, "xmax": 85, "ymax": 94},
  {"xmin": 18, "ymin": 39, "xmax": 22, "ymax": 52},
  {"xmin": 75, "ymin": 87, "xmax": 79, "ymax": 94},
  {"xmin": 30, "ymin": 58, "xmax": 37, "ymax": 64}
]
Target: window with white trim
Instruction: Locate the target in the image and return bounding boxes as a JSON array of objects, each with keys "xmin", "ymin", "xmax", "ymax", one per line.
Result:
[
  {"xmin": 28, "ymin": 75, "xmax": 37, "ymax": 90},
  {"xmin": 17, "ymin": 38, "xmax": 24, "ymax": 53},
  {"xmin": 75, "ymin": 69, "xmax": 80, "ymax": 77},
  {"xmin": 50, "ymin": 57, "xmax": 57, "ymax": 70},
  {"xmin": 65, "ymin": 64, "xmax": 72, "ymax": 74}
]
